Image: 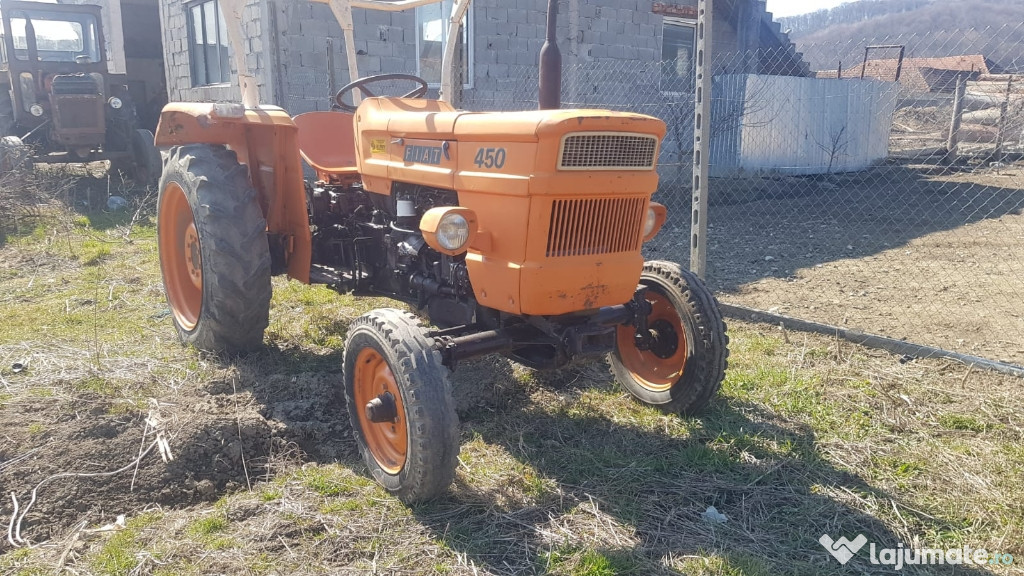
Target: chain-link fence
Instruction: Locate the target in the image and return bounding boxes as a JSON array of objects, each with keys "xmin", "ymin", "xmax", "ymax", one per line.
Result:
[
  {"xmin": 696, "ymin": 27, "xmax": 1024, "ymax": 368},
  {"xmin": 727, "ymin": 30, "xmax": 1021, "ymax": 367},
  {"xmin": 285, "ymin": 24, "xmax": 1024, "ymax": 367}
]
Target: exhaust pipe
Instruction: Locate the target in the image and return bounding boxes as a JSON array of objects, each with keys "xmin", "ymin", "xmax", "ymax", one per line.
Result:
[{"xmin": 538, "ymin": 0, "xmax": 561, "ymax": 109}]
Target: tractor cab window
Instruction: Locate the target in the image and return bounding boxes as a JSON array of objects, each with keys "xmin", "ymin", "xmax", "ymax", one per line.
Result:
[
  {"xmin": 8, "ymin": 10, "xmax": 101, "ymax": 63},
  {"xmin": 416, "ymin": 0, "xmax": 472, "ymax": 88}
]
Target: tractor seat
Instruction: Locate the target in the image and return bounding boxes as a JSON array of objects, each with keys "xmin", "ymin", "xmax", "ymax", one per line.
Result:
[{"xmin": 293, "ymin": 111, "xmax": 359, "ymax": 178}]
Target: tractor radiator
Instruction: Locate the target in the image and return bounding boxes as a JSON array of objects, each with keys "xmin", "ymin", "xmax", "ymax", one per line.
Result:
[
  {"xmin": 558, "ymin": 132, "xmax": 658, "ymax": 170},
  {"xmin": 52, "ymin": 96, "xmax": 104, "ymax": 131},
  {"xmin": 545, "ymin": 197, "xmax": 646, "ymax": 258}
]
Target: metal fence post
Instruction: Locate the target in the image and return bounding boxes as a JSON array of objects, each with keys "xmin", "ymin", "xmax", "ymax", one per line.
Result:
[
  {"xmin": 945, "ymin": 74, "xmax": 966, "ymax": 162},
  {"xmin": 691, "ymin": 0, "xmax": 713, "ymax": 279},
  {"xmin": 996, "ymin": 76, "xmax": 1014, "ymax": 160}
]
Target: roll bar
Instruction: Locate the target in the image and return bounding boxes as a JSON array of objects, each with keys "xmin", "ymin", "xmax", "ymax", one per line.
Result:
[
  {"xmin": 312, "ymin": 0, "xmax": 471, "ymax": 106},
  {"xmin": 209, "ymin": 0, "xmax": 471, "ymax": 108}
]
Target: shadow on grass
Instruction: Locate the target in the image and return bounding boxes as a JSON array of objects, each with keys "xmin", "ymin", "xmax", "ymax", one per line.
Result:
[
  {"xmin": 176, "ymin": 334, "xmax": 998, "ymax": 575},
  {"xmin": 225, "ymin": 342, "xmax": 353, "ymax": 464},
  {"xmin": 406, "ymin": 360, "xmax": 995, "ymax": 576},
  {"xmin": 69, "ymin": 177, "xmax": 157, "ymax": 232}
]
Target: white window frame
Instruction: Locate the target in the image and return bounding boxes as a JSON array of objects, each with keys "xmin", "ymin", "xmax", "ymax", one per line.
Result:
[
  {"xmin": 414, "ymin": 1, "xmax": 473, "ymax": 89},
  {"xmin": 186, "ymin": 0, "xmax": 231, "ymax": 87},
  {"xmin": 660, "ymin": 16, "xmax": 697, "ymax": 96}
]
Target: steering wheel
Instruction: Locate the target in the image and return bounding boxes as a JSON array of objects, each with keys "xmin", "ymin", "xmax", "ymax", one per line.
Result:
[{"xmin": 333, "ymin": 73, "xmax": 429, "ymax": 112}]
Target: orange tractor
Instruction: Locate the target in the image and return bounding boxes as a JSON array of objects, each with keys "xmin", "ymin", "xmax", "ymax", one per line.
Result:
[{"xmin": 155, "ymin": 0, "xmax": 728, "ymax": 502}]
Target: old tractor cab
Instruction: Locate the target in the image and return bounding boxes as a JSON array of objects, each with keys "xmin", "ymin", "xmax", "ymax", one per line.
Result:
[{"xmin": 0, "ymin": 0, "xmax": 159, "ymax": 182}]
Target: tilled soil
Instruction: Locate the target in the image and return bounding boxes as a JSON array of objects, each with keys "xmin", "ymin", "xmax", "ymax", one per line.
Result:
[
  {"xmin": 1, "ymin": 369, "xmax": 320, "ymax": 543},
  {"xmin": 0, "ymin": 349, "xmax": 523, "ymax": 549}
]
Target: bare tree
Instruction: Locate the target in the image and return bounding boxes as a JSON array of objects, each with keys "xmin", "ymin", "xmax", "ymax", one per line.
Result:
[{"xmin": 814, "ymin": 124, "xmax": 850, "ymax": 175}]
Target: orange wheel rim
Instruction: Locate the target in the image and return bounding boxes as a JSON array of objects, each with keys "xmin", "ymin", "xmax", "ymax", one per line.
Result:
[
  {"xmin": 616, "ymin": 290, "xmax": 688, "ymax": 391},
  {"xmin": 158, "ymin": 182, "xmax": 202, "ymax": 331},
  {"xmin": 353, "ymin": 348, "xmax": 408, "ymax": 474}
]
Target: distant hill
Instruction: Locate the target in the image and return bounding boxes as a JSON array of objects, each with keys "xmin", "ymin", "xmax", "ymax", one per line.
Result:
[{"xmin": 776, "ymin": 0, "xmax": 1024, "ymax": 74}]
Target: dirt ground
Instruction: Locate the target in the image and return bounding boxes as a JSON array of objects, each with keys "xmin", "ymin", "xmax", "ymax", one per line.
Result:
[
  {"xmin": 2, "ymin": 321, "xmax": 1021, "ymax": 574},
  {"xmin": 651, "ymin": 158, "xmax": 1024, "ymax": 366},
  {"xmin": 0, "ymin": 193, "xmax": 1022, "ymax": 574}
]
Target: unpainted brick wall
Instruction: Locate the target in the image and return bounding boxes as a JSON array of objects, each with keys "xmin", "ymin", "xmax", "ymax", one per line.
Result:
[
  {"xmin": 159, "ymin": 0, "xmax": 271, "ymax": 103},
  {"xmin": 157, "ymin": 0, "xmax": 760, "ymax": 114},
  {"xmin": 272, "ymin": 0, "xmax": 417, "ymax": 113}
]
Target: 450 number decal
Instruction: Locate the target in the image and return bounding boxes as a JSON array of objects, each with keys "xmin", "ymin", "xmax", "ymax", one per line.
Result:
[{"xmin": 473, "ymin": 147, "xmax": 507, "ymax": 169}]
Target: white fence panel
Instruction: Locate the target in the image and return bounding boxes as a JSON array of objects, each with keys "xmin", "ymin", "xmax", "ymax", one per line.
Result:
[{"xmin": 711, "ymin": 74, "xmax": 898, "ymax": 176}]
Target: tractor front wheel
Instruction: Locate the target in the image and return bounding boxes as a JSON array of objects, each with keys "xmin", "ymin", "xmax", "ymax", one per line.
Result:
[
  {"xmin": 609, "ymin": 261, "xmax": 729, "ymax": 415},
  {"xmin": 157, "ymin": 144, "xmax": 271, "ymax": 353},
  {"xmin": 343, "ymin": 309, "xmax": 459, "ymax": 503}
]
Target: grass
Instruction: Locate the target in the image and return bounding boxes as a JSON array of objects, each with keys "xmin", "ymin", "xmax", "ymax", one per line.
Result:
[
  {"xmin": 296, "ymin": 463, "xmax": 378, "ymax": 497},
  {"xmin": 674, "ymin": 553, "xmax": 775, "ymax": 576},
  {"xmin": 543, "ymin": 546, "xmax": 639, "ymax": 576},
  {"xmin": 186, "ymin": 515, "xmax": 229, "ymax": 538},
  {"xmin": 185, "ymin": 514, "xmax": 237, "ymax": 550},
  {"xmin": 1, "ymin": 201, "xmax": 1022, "ymax": 575},
  {"xmin": 938, "ymin": 413, "xmax": 989, "ymax": 432},
  {"xmin": 89, "ymin": 512, "xmax": 163, "ymax": 576}
]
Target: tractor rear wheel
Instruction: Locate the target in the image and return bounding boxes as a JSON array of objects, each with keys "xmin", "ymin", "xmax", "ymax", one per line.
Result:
[
  {"xmin": 609, "ymin": 261, "xmax": 728, "ymax": 415},
  {"xmin": 157, "ymin": 144, "xmax": 271, "ymax": 353},
  {"xmin": 343, "ymin": 309, "xmax": 459, "ymax": 503}
]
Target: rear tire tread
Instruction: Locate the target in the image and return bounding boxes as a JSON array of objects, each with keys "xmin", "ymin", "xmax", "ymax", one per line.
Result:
[{"xmin": 158, "ymin": 144, "xmax": 271, "ymax": 353}]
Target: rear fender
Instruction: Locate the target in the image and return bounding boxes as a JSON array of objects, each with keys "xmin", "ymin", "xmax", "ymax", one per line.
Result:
[{"xmin": 155, "ymin": 103, "xmax": 311, "ymax": 283}]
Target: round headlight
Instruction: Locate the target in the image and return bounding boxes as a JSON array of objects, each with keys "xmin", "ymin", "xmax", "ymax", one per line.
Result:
[
  {"xmin": 108, "ymin": 97, "xmax": 123, "ymax": 109},
  {"xmin": 29, "ymin": 104, "xmax": 44, "ymax": 117},
  {"xmin": 643, "ymin": 206, "xmax": 658, "ymax": 238},
  {"xmin": 436, "ymin": 213, "xmax": 470, "ymax": 252}
]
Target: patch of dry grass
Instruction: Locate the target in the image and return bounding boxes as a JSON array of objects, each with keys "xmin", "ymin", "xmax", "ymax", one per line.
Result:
[{"xmin": 0, "ymin": 194, "xmax": 1021, "ymax": 576}]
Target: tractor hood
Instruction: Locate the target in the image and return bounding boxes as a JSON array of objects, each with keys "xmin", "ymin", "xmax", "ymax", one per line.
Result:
[{"xmin": 358, "ymin": 97, "xmax": 667, "ymax": 143}]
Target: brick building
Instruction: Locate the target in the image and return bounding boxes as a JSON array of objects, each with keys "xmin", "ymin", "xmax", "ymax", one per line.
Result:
[{"xmin": 156, "ymin": 0, "xmax": 809, "ymax": 113}]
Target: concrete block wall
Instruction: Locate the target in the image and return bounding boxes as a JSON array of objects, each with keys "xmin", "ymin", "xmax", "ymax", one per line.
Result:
[
  {"xmin": 159, "ymin": 0, "xmax": 272, "ymax": 104},
  {"xmin": 460, "ymin": 0, "xmax": 557, "ymax": 110},
  {"xmin": 565, "ymin": 0, "xmax": 664, "ymax": 108},
  {"xmin": 461, "ymin": 0, "xmax": 745, "ymax": 111},
  {"xmin": 157, "ymin": 0, "xmax": 756, "ymax": 114},
  {"xmin": 273, "ymin": 1, "xmax": 416, "ymax": 114}
]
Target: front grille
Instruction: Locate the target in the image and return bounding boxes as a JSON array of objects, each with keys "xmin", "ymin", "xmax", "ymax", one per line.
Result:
[
  {"xmin": 52, "ymin": 96, "xmax": 102, "ymax": 131},
  {"xmin": 546, "ymin": 197, "xmax": 647, "ymax": 258},
  {"xmin": 51, "ymin": 74, "xmax": 100, "ymax": 95},
  {"xmin": 559, "ymin": 132, "xmax": 658, "ymax": 170}
]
